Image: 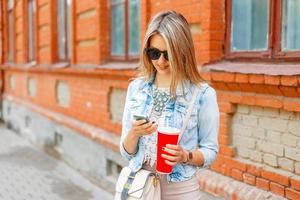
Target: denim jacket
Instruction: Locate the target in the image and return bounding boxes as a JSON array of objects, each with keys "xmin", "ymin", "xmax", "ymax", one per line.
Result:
[{"xmin": 120, "ymin": 75, "xmax": 219, "ymax": 183}]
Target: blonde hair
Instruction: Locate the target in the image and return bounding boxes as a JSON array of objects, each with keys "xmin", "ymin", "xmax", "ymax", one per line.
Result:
[{"xmin": 138, "ymin": 10, "xmax": 203, "ymax": 98}]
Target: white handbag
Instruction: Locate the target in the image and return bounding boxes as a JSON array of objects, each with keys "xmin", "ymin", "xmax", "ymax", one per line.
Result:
[
  {"xmin": 114, "ymin": 86, "xmax": 201, "ymax": 200},
  {"xmin": 114, "ymin": 167, "xmax": 161, "ymax": 200}
]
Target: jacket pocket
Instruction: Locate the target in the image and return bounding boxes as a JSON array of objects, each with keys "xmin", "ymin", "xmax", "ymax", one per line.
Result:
[
  {"xmin": 174, "ymin": 103, "xmax": 199, "ymax": 143},
  {"xmin": 174, "ymin": 103, "xmax": 198, "ymax": 129}
]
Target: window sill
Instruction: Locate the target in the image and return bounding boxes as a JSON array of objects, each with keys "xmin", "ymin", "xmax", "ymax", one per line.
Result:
[
  {"xmin": 2, "ymin": 62, "xmax": 137, "ymax": 79},
  {"xmin": 96, "ymin": 61, "xmax": 139, "ymax": 70},
  {"xmin": 24, "ymin": 61, "xmax": 37, "ymax": 68},
  {"xmin": 51, "ymin": 62, "xmax": 70, "ymax": 68},
  {"xmin": 202, "ymin": 61, "xmax": 300, "ymax": 76},
  {"xmin": 200, "ymin": 61, "xmax": 300, "ymax": 97}
]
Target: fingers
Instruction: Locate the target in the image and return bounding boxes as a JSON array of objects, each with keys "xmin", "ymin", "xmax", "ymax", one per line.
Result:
[
  {"xmin": 161, "ymin": 153, "xmax": 178, "ymax": 162},
  {"xmin": 166, "ymin": 144, "xmax": 180, "ymax": 150},
  {"xmin": 132, "ymin": 119, "xmax": 148, "ymax": 126},
  {"xmin": 140, "ymin": 121, "xmax": 154, "ymax": 130},
  {"xmin": 162, "ymin": 147, "xmax": 178, "ymax": 156},
  {"xmin": 162, "ymin": 145, "xmax": 186, "ymax": 165},
  {"xmin": 131, "ymin": 120, "xmax": 157, "ymax": 136},
  {"xmin": 165, "ymin": 159, "xmax": 177, "ymax": 166}
]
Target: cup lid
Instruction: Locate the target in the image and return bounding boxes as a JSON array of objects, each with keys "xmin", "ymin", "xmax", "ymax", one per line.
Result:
[{"xmin": 157, "ymin": 127, "xmax": 180, "ymax": 135}]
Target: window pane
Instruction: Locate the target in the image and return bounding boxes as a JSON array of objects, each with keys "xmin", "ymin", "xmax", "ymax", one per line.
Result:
[
  {"xmin": 8, "ymin": 0, "xmax": 13, "ymax": 10},
  {"xmin": 57, "ymin": 0, "xmax": 66, "ymax": 60},
  {"xmin": 8, "ymin": 11, "xmax": 14, "ymax": 62},
  {"xmin": 28, "ymin": 0, "xmax": 36, "ymax": 61},
  {"xmin": 231, "ymin": 0, "xmax": 269, "ymax": 51},
  {"xmin": 282, "ymin": 0, "xmax": 300, "ymax": 51},
  {"xmin": 111, "ymin": 3, "xmax": 125, "ymax": 55},
  {"xmin": 111, "ymin": 0, "xmax": 124, "ymax": 4},
  {"xmin": 66, "ymin": 0, "xmax": 72, "ymax": 59},
  {"xmin": 129, "ymin": 0, "xmax": 140, "ymax": 55}
]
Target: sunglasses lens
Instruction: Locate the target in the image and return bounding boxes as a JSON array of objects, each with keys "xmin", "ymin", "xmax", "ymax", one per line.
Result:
[
  {"xmin": 146, "ymin": 48, "xmax": 161, "ymax": 60},
  {"xmin": 146, "ymin": 48, "xmax": 169, "ymax": 61},
  {"xmin": 163, "ymin": 52, "xmax": 169, "ymax": 61}
]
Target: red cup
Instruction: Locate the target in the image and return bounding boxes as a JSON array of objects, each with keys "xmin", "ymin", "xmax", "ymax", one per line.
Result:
[{"xmin": 156, "ymin": 127, "xmax": 180, "ymax": 174}]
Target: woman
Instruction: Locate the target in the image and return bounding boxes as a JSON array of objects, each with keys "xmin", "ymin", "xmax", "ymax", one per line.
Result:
[{"xmin": 120, "ymin": 10, "xmax": 219, "ymax": 199}]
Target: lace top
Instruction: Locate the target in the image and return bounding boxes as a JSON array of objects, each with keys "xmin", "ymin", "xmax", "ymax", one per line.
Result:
[{"xmin": 143, "ymin": 85, "xmax": 171, "ymax": 167}]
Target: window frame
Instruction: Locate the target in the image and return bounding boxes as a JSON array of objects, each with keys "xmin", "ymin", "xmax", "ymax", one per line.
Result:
[
  {"xmin": 273, "ymin": 0, "xmax": 300, "ymax": 59},
  {"xmin": 6, "ymin": 0, "xmax": 14, "ymax": 63},
  {"xmin": 56, "ymin": 0, "xmax": 72, "ymax": 62},
  {"xmin": 225, "ymin": 0, "xmax": 300, "ymax": 61},
  {"xmin": 110, "ymin": 0, "xmax": 139, "ymax": 61},
  {"xmin": 26, "ymin": 0, "xmax": 37, "ymax": 62},
  {"xmin": 0, "ymin": 2, "xmax": 2, "ymax": 64}
]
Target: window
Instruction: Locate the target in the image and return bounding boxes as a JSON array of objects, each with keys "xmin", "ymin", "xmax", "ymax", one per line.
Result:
[
  {"xmin": 7, "ymin": 0, "xmax": 14, "ymax": 63},
  {"xmin": 280, "ymin": 0, "xmax": 300, "ymax": 52},
  {"xmin": 111, "ymin": 0, "xmax": 140, "ymax": 60},
  {"xmin": 57, "ymin": 0, "xmax": 72, "ymax": 61},
  {"xmin": 226, "ymin": 0, "xmax": 300, "ymax": 61},
  {"xmin": 28, "ymin": 0, "xmax": 36, "ymax": 62},
  {"xmin": 0, "ymin": 3, "xmax": 2, "ymax": 63}
]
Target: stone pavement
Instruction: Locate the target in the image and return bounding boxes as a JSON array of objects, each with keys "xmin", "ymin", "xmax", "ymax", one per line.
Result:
[
  {"xmin": 0, "ymin": 124, "xmax": 222, "ymax": 200},
  {"xmin": 0, "ymin": 124, "xmax": 113, "ymax": 200}
]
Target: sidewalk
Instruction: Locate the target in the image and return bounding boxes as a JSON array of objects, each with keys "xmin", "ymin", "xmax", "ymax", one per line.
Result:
[{"xmin": 0, "ymin": 124, "xmax": 113, "ymax": 200}]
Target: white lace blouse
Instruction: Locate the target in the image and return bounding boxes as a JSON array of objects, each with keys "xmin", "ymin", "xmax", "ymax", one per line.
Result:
[{"xmin": 143, "ymin": 86, "xmax": 171, "ymax": 167}]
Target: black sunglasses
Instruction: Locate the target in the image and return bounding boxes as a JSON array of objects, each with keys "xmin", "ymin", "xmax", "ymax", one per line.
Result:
[{"xmin": 145, "ymin": 48, "xmax": 169, "ymax": 61}]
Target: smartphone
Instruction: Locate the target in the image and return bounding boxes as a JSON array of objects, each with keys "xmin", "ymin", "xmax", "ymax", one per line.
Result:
[{"xmin": 133, "ymin": 115, "xmax": 149, "ymax": 123}]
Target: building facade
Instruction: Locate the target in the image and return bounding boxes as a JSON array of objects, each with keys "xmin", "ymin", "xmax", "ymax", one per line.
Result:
[{"xmin": 0, "ymin": 0, "xmax": 299, "ymax": 199}]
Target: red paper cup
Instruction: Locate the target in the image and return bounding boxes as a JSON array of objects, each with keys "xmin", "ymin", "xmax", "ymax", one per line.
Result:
[{"xmin": 156, "ymin": 127, "xmax": 180, "ymax": 174}]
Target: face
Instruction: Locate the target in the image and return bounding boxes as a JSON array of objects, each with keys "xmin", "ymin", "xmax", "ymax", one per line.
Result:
[{"xmin": 148, "ymin": 34, "xmax": 171, "ymax": 76}]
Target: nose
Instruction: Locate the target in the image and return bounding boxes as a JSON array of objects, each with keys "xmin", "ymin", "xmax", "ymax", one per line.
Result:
[{"xmin": 157, "ymin": 53, "xmax": 167, "ymax": 65}]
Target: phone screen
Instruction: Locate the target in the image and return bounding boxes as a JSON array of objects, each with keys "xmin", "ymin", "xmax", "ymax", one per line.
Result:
[{"xmin": 133, "ymin": 115, "xmax": 149, "ymax": 122}]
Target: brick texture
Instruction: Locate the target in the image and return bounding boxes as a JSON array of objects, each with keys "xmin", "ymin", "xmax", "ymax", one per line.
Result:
[{"xmin": 270, "ymin": 182, "xmax": 285, "ymax": 197}]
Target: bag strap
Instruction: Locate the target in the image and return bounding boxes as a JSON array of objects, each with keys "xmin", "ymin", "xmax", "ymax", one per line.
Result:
[
  {"xmin": 120, "ymin": 171, "xmax": 136, "ymax": 200},
  {"xmin": 178, "ymin": 85, "xmax": 201, "ymax": 143}
]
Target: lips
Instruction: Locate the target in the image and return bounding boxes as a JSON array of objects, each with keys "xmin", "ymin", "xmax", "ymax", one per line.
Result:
[{"xmin": 158, "ymin": 65, "xmax": 169, "ymax": 70}]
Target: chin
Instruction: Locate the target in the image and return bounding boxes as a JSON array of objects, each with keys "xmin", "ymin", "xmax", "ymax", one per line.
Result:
[
  {"xmin": 157, "ymin": 69, "xmax": 171, "ymax": 75},
  {"xmin": 155, "ymin": 66, "xmax": 170, "ymax": 74}
]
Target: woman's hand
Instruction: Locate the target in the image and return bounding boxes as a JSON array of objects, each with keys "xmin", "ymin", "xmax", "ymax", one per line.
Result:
[
  {"xmin": 129, "ymin": 120, "xmax": 157, "ymax": 137},
  {"xmin": 161, "ymin": 144, "xmax": 188, "ymax": 166}
]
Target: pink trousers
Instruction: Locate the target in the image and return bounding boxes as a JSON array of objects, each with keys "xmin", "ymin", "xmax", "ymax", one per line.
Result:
[{"xmin": 143, "ymin": 164, "xmax": 201, "ymax": 200}]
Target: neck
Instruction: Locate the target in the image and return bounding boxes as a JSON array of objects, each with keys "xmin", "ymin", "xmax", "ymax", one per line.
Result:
[{"xmin": 155, "ymin": 73, "xmax": 171, "ymax": 87}]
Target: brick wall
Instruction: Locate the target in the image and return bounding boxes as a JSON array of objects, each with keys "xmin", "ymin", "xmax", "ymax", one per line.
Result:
[
  {"xmin": 232, "ymin": 105, "xmax": 300, "ymax": 173},
  {"xmin": 202, "ymin": 71, "xmax": 300, "ymax": 200},
  {"xmin": 0, "ymin": 1, "xmax": 300, "ymax": 200},
  {"xmin": 3, "ymin": 68, "xmax": 133, "ymax": 135}
]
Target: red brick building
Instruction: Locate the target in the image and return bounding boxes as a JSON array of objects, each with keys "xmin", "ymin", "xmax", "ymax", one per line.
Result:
[{"xmin": 0, "ymin": 0, "xmax": 299, "ymax": 199}]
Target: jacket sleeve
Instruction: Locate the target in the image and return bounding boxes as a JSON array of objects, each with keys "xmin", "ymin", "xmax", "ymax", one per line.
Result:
[
  {"xmin": 119, "ymin": 81, "xmax": 138, "ymax": 161},
  {"xmin": 197, "ymin": 86, "xmax": 220, "ymax": 168}
]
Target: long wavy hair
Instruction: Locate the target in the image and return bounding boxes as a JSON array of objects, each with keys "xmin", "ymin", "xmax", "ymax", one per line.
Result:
[{"xmin": 138, "ymin": 10, "xmax": 203, "ymax": 98}]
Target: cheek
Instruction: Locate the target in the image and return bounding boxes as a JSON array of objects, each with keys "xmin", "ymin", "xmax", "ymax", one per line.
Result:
[{"xmin": 151, "ymin": 60, "xmax": 157, "ymax": 68}]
